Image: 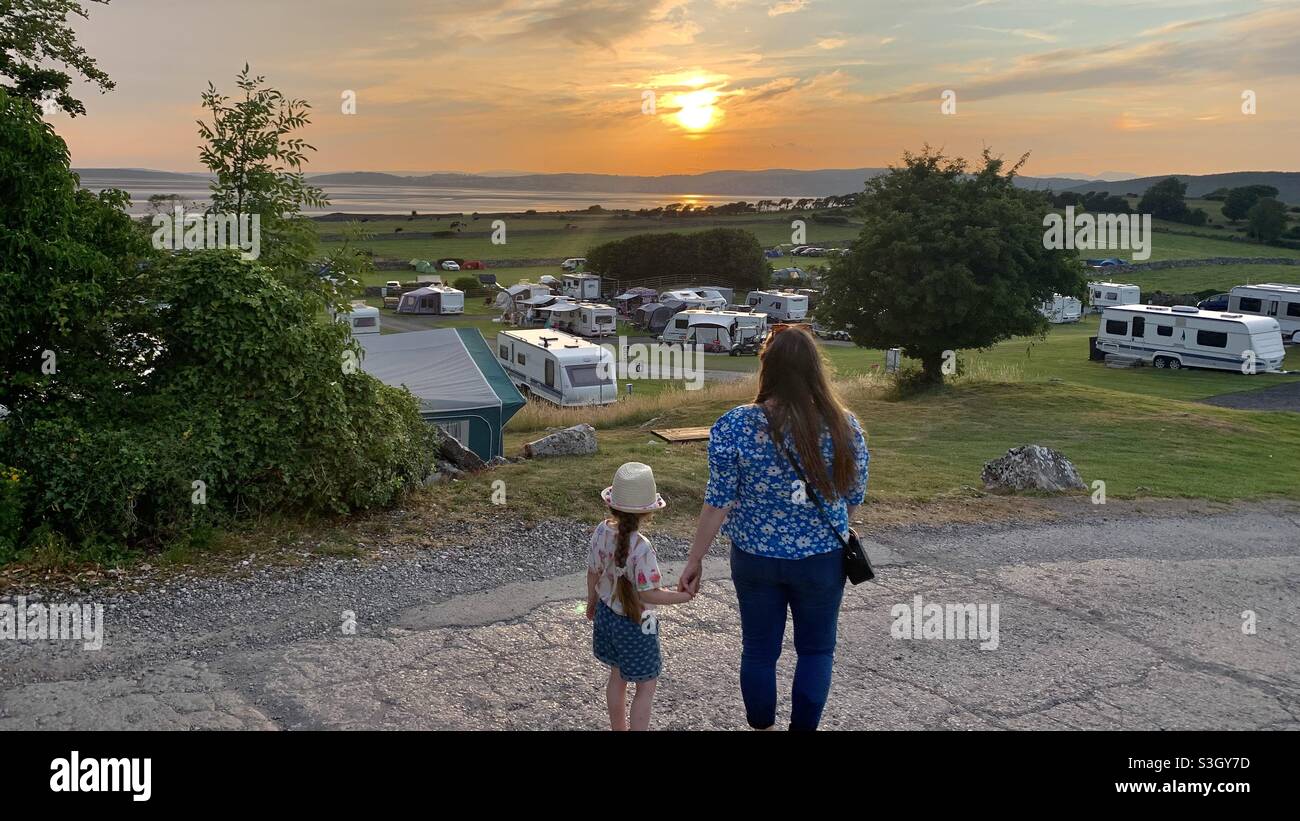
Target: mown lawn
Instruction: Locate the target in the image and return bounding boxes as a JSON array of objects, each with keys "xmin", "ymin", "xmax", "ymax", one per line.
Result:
[{"xmin": 423, "ymin": 377, "xmax": 1300, "ymax": 532}]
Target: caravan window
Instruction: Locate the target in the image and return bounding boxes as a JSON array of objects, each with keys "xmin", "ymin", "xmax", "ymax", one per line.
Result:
[
  {"xmin": 1267, "ymin": 301, "xmax": 1280, "ymax": 317},
  {"xmin": 1105, "ymin": 319, "xmax": 1127, "ymax": 335},
  {"xmin": 1156, "ymin": 324, "xmax": 1173, "ymax": 337},
  {"xmin": 353, "ymin": 317, "xmax": 377, "ymax": 328},
  {"xmin": 1093, "ymin": 289, "xmax": 1102, "ymax": 299},
  {"xmin": 566, "ymin": 364, "xmax": 609, "ymax": 387},
  {"xmin": 545, "ymin": 359, "xmax": 555, "ymax": 387},
  {"xmin": 1238, "ymin": 297, "xmax": 1262, "ymax": 313},
  {"xmin": 675, "ymin": 318, "xmax": 688, "ymax": 329},
  {"xmin": 1288, "ymin": 302, "xmax": 1300, "ymax": 318},
  {"xmin": 1196, "ymin": 329, "xmax": 1228, "ymax": 348},
  {"xmin": 499, "ymin": 345, "xmax": 509, "ymax": 360},
  {"xmin": 517, "ymin": 352, "xmax": 526, "ymax": 365},
  {"xmin": 1105, "ymin": 292, "xmax": 1118, "ymax": 301},
  {"xmin": 596, "ymin": 315, "xmax": 614, "ymax": 325},
  {"xmin": 1131, "ymin": 316, "xmax": 1145, "ymax": 338}
]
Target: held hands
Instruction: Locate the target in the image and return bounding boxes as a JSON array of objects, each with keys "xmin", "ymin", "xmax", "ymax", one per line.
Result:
[
  {"xmin": 677, "ymin": 558, "xmax": 703, "ymax": 595},
  {"xmin": 585, "ymin": 597, "xmax": 597, "ymax": 621}
]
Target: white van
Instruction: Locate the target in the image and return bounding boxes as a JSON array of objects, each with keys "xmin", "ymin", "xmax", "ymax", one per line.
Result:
[
  {"xmin": 1040, "ymin": 294, "xmax": 1083, "ymax": 323},
  {"xmin": 496, "ymin": 328, "xmax": 618, "ymax": 406},
  {"xmin": 745, "ymin": 290, "xmax": 808, "ymax": 322},
  {"xmin": 1095, "ymin": 304, "xmax": 1285, "ymax": 373},
  {"xmin": 659, "ymin": 309, "xmax": 768, "ymax": 349},
  {"xmin": 1228, "ymin": 283, "xmax": 1300, "ymax": 343},
  {"xmin": 560, "ymin": 258, "xmax": 587, "ymax": 272},
  {"xmin": 1088, "ymin": 282, "xmax": 1140, "ymax": 313},
  {"xmin": 562, "ymin": 273, "xmax": 602, "ymax": 300}
]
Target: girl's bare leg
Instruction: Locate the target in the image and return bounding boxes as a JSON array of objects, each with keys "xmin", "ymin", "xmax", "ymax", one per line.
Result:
[
  {"xmin": 629, "ymin": 678, "xmax": 658, "ymax": 731},
  {"xmin": 607, "ymin": 668, "xmax": 628, "ymax": 731}
]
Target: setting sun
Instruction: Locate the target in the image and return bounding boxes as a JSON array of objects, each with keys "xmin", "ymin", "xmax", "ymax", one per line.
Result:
[{"xmin": 673, "ymin": 89, "xmax": 719, "ymax": 132}]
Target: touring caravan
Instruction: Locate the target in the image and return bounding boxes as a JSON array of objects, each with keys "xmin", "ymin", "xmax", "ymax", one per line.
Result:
[
  {"xmin": 537, "ymin": 301, "xmax": 618, "ymax": 337},
  {"xmin": 659, "ymin": 309, "xmax": 768, "ymax": 351},
  {"xmin": 333, "ymin": 302, "xmax": 381, "ymax": 335},
  {"xmin": 1095, "ymin": 304, "xmax": 1285, "ymax": 373},
  {"xmin": 1088, "ymin": 282, "xmax": 1141, "ymax": 312},
  {"xmin": 1039, "ymin": 294, "xmax": 1083, "ymax": 324},
  {"xmin": 396, "ymin": 285, "xmax": 464, "ymax": 315},
  {"xmin": 562, "ymin": 273, "xmax": 602, "ymax": 301},
  {"xmin": 495, "ymin": 328, "xmax": 618, "ymax": 406},
  {"xmin": 1227, "ymin": 283, "xmax": 1300, "ymax": 343},
  {"xmin": 745, "ymin": 290, "xmax": 808, "ymax": 322},
  {"xmin": 661, "ymin": 289, "xmax": 727, "ymax": 311}
]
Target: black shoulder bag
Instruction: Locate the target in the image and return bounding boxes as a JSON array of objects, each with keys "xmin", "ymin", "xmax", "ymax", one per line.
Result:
[{"xmin": 760, "ymin": 406, "xmax": 875, "ymax": 584}]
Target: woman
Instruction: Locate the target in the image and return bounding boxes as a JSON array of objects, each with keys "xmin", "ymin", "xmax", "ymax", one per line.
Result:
[{"xmin": 679, "ymin": 324, "xmax": 869, "ymax": 731}]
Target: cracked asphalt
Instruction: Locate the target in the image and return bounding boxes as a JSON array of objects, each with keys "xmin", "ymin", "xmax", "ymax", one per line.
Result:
[{"xmin": 1, "ymin": 501, "xmax": 1297, "ymax": 730}]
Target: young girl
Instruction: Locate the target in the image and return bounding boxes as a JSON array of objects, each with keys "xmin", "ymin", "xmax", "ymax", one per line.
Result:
[{"xmin": 586, "ymin": 461, "xmax": 693, "ymax": 731}]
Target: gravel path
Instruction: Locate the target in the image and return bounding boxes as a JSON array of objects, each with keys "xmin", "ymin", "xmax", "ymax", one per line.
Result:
[
  {"xmin": 1201, "ymin": 380, "xmax": 1300, "ymax": 412},
  {"xmin": 2, "ymin": 501, "xmax": 1297, "ymax": 730}
]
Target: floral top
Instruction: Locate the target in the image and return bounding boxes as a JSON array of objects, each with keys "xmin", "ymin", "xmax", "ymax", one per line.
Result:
[
  {"xmin": 587, "ymin": 520, "xmax": 663, "ymax": 616},
  {"xmin": 705, "ymin": 404, "xmax": 869, "ymax": 559}
]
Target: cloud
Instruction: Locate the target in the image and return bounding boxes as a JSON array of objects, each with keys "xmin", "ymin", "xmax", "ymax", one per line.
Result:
[
  {"xmin": 768, "ymin": 0, "xmax": 808, "ymax": 17},
  {"xmin": 817, "ymin": 38, "xmax": 846, "ymax": 50}
]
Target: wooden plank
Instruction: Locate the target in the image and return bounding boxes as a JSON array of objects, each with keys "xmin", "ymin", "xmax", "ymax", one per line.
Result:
[{"xmin": 651, "ymin": 427, "xmax": 712, "ymax": 443}]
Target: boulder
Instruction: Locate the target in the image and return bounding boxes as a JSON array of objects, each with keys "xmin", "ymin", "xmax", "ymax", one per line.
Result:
[
  {"xmin": 486, "ymin": 455, "xmax": 509, "ymax": 468},
  {"xmin": 437, "ymin": 432, "xmax": 484, "ymax": 472},
  {"xmin": 981, "ymin": 445, "xmax": 1085, "ymax": 493},
  {"xmin": 523, "ymin": 423, "xmax": 598, "ymax": 459}
]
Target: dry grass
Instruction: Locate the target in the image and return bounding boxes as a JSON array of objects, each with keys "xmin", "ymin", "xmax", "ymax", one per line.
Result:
[{"xmin": 508, "ymin": 376, "xmax": 761, "ymax": 433}]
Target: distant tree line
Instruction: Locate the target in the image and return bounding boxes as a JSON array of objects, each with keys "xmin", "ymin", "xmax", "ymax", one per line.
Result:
[
  {"xmin": 584, "ymin": 228, "xmax": 770, "ymax": 290},
  {"xmin": 633, "ymin": 193, "xmax": 863, "ymax": 218}
]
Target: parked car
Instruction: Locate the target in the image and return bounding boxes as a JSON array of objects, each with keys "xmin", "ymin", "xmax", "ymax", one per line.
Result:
[
  {"xmin": 1196, "ymin": 293, "xmax": 1230, "ymax": 312},
  {"xmin": 441, "ymin": 260, "xmax": 461, "ymax": 271}
]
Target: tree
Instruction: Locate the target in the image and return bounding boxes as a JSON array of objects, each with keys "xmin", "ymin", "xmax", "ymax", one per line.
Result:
[
  {"xmin": 585, "ymin": 228, "xmax": 769, "ymax": 291},
  {"xmin": 817, "ymin": 147, "xmax": 1084, "ymax": 383},
  {"xmin": 1246, "ymin": 197, "xmax": 1288, "ymax": 242},
  {"xmin": 0, "ymin": 0, "xmax": 115, "ymax": 116},
  {"xmin": 197, "ymin": 65, "xmax": 328, "ymax": 284},
  {"xmin": 1137, "ymin": 177, "xmax": 1191, "ymax": 222},
  {"xmin": 1223, "ymin": 185, "xmax": 1280, "ymax": 222}
]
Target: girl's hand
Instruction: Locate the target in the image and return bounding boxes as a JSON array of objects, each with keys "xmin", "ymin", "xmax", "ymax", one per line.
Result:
[{"xmin": 585, "ymin": 598, "xmax": 596, "ymax": 621}]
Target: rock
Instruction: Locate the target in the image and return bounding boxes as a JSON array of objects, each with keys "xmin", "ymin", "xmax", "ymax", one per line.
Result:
[
  {"xmin": 523, "ymin": 423, "xmax": 598, "ymax": 459},
  {"xmin": 981, "ymin": 445, "xmax": 1085, "ymax": 493},
  {"xmin": 428, "ymin": 460, "xmax": 465, "ymax": 482},
  {"xmin": 486, "ymin": 455, "xmax": 509, "ymax": 467},
  {"xmin": 437, "ymin": 433, "xmax": 484, "ymax": 473}
]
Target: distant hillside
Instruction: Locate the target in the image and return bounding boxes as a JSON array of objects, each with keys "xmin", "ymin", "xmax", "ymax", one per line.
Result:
[{"xmin": 1064, "ymin": 172, "xmax": 1300, "ymax": 203}]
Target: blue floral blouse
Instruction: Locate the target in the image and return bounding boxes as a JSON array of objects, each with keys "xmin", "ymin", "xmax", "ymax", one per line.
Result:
[{"xmin": 705, "ymin": 404, "xmax": 869, "ymax": 559}]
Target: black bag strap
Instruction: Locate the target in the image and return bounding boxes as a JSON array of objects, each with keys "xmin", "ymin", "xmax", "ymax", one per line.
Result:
[{"xmin": 759, "ymin": 404, "xmax": 849, "ymax": 550}]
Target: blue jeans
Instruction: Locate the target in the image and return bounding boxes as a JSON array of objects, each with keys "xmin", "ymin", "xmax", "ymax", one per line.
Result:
[{"xmin": 730, "ymin": 544, "xmax": 845, "ymax": 731}]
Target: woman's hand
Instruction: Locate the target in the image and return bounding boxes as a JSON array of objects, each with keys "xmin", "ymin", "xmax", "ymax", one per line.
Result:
[
  {"xmin": 585, "ymin": 597, "xmax": 597, "ymax": 621},
  {"xmin": 678, "ymin": 557, "xmax": 703, "ymax": 595}
]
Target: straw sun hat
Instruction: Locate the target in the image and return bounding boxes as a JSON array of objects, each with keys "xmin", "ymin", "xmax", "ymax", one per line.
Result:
[{"xmin": 601, "ymin": 462, "xmax": 667, "ymax": 513}]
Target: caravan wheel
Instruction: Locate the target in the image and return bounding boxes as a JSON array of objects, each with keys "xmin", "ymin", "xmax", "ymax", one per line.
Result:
[{"xmin": 1153, "ymin": 356, "xmax": 1168, "ymax": 369}]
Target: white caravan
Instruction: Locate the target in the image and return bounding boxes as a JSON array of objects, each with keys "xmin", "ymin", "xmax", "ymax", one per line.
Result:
[
  {"xmin": 745, "ymin": 290, "xmax": 808, "ymax": 322},
  {"xmin": 1227, "ymin": 283, "xmax": 1300, "ymax": 343},
  {"xmin": 1095, "ymin": 304, "xmax": 1285, "ymax": 373},
  {"xmin": 1088, "ymin": 282, "xmax": 1141, "ymax": 312},
  {"xmin": 1039, "ymin": 294, "xmax": 1083, "ymax": 324},
  {"xmin": 538, "ymin": 301, "xmax": 618, "ymax": 337},
  {"xmin": 658, "ymin": 309, "xmax": 769, "ymax": 349},
  {"xmin": 562, "ymin": 273, "xmax": 602, "ymax": 301},
  {"xmin": 662, "ymin": 289, "xmax": 727, "ymax": 310},
  {"xmin": 495, "ymin": 328, "xmax": 618, "ymax": 406},
  {"xmin": 332, "ymin": 302, "xmax": 380, "ymax": 335}
]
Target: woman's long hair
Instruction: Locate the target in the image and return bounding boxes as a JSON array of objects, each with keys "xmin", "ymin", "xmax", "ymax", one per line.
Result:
[
  {"xmin": 610, "ymin": 508, "xmax": 651, "ymax": 622},
  {"xmin": 756, "ymin": 324, "xmax": 856, "ymax": 499}
]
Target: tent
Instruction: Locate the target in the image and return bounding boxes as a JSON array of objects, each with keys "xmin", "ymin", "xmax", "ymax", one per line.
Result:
[
  {"xmin": 397, "ymin": 285, "xmax": 463, "ymax": 315},
  {"xmin": 358, "ymin": 328, "xmax": 525, "ymax": 461},
  {"xmin": 646, "ymin": 304, "xmax": 674, "ymax": 334}
]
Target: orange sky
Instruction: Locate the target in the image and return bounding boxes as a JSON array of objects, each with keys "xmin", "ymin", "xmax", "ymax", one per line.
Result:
[{"xmin": 55, "ymin": 0, "xmax": 1300, "ymax": 177}]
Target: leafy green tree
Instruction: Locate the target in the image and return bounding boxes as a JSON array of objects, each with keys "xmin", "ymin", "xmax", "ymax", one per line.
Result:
[
  {"xmin": 1246, "ymin": 197, "xmax": 1288, "ymax": 242},
  {"xmin": 1137, "ymin": 177, "xmax": 1191, "ymax": 222},
  {"xmin": 197, "ymin": 65, "xmax": 328, "ymax": 284},
  {"xmin": 0, "ymin": 0, "xmax": 114, "ymax": 116},
  {"xmin": 1223, "ymin": 185, "xmax": 1280, "ymax": 222},
  {"xmin": 817, "ymin": 147, "xmax": 1084, "ymax": 383},
  {"xmin": 585, "ymin": 228, "xmax": 768, "ymax": 290}
]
